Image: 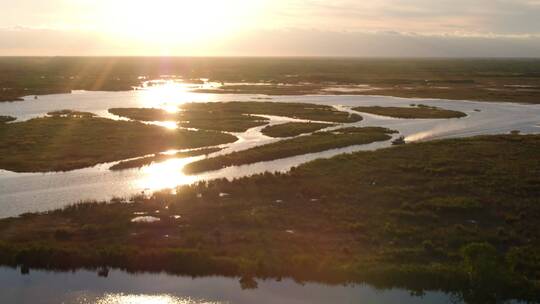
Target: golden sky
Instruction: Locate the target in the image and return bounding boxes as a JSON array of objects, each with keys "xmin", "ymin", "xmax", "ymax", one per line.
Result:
[{"xmin": 1, "ymin": 0, "xmax": 540, "ymax": 56}]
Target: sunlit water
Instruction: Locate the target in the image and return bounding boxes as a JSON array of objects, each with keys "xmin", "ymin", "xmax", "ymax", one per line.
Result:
[
  {"xmin": 0, "ymin": 83, "xmax": 538, "ymax": 303},
  {"xmin": 0, "ymin": 82, "xmax": 539, "ymax": 218},
  {"xmin": 0, "ymin": 267, "xmax": 459, "ymax": 304}
]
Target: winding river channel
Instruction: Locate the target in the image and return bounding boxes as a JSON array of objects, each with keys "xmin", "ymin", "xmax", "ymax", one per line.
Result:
[
  {"xmin": 0, "ymin": 82, "xmax": 539, "ymax": 219},
  {"xmin": 1, "ymin": 82, "xmax": 539, "ymax": 303}
]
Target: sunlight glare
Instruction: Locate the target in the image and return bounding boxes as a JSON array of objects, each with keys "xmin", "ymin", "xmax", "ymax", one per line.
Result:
[
  {"xmin": 101, "ymin": 0, "xmax": 268, "ymax": 44},
  {"xmin": 136, "ymin": 81, "xmax": 213, "ymax": 110},
  {"xmin": 135, "ymin": 157, "xmax": 199, "ymax": 191},
  {"xmin": 95, "ymin": 293, "xmax": 221, "ymax": 304},
  {"xmin": 151, "ymin": 121, "xmax": 179, "ymax": 130}
]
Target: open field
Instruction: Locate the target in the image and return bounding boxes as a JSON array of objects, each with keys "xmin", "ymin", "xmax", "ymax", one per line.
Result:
[
  {"xmin": 352, "ymin": 104, "xmax": 467, "ymax": 119},
  {"xmin": 261, "ymin": 122, "xmax": 334, "ymax": 138},
  {"xmin": 0, "ymin": 134, "xmax": 539, "ymax": 302},
  {"xmin": 0, "ymin": 111, "xmax": 236, "ymax": 172},
  {"xmin": 1, "ymin": 58, "xmax": 540, "ymax": 103},
  {"xmin": 183, "ymin": 127, "xmax": 396, "ymax": 174},
  {"xmin": 109, "ymin": 147, "xmax": 223, "ymax": 171}
]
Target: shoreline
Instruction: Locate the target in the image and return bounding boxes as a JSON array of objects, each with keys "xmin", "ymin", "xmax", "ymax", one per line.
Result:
[{"xmin": 1, "ymin": 134, "xmax": 539, "ymax": 302}]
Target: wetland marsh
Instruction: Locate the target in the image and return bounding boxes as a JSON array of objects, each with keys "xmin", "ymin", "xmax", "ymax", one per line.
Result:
[{"xmin": 0, "ymin": 58, "xmax": 540, "ymax": 304}]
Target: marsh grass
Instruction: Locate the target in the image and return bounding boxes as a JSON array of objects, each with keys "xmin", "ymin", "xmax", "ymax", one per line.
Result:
[
  {"xmin": 352, "ymin": 104, "xmax": 467, "ymax": 119},
  {"xmin": 0, "ymin": 115, "xmax": 16, "ymax": 123},
  {"xmin": 110, "ymin": 102, "xmax": 361, "ymax": 133},
  {"xmin": 0, "ymin": 135, "xmax": 539, "ymax": 301},
  {"xmin": 261, "ymin": 122, "xmax": 334, "ymax": 138},
  {"xmin": 2, "ymin": 58, "xmax": 540, "ymax": 103},
  {"xmin": 184, "ymin": 127, "xmax": 396, "ymax": 174},
  {"xmin": 0, "ymin": 113, "xmax": 236, "ymax": 172},
  {"xmin": 109, "ymin": 107, "xmax": 269, "ymax": 133},
  {"xmin": 181, "ymin": 102, "xmax": 362, "ymax": 123}
]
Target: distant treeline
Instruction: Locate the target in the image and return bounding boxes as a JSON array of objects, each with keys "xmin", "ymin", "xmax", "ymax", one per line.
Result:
[{"xmin": 2, "ymin": 57, "xmax": 540, "ymax": 102}]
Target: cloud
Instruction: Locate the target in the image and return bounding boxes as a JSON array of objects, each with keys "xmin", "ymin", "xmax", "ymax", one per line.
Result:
[
  {"xmin": 267, "ymin": 0, "xmax": 540, "ymax": 35},
  {"xmin": 1, "ymin": 27, "xmax": 539, "ymax": 57},
  {"xmin": 1, "ymin": 1, "xmax": 539, "ymax": 56}
]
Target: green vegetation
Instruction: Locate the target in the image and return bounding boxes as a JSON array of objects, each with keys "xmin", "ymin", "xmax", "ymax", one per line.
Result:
[
  {"xmin": 352, "ymin": 104, "xmax": 467, "ymax": 119},
  {"xmin": 177, "ymin": 102, "xmax": 361, "ymax": 123},
  {"xmin": 0, "ymin": 134, "xmax": 539, "ymax": 302},
  {"xmin": 110, "ymin": 102, "xmax": 361, "ymax": 132},
  {"xmin": 109, "ymin": 147, "xmax": 222, "ymax": 171},
  {"xmin": 184, "ymin": 127, "xmax": 396, "ymax": 174},
  {"xmin": 0, "ymin": 115, "xmax": 16, "ymax": 123},
  {"xmin": 0, "ymin": 112, "xmax": 236, "ymax": 172},
  {"xmin": 261, "ymin": 122, "xmax": 334, "ymax": 138},
  {"xmin": 109, "ymin": 107, "xmax": 269, "ymax": 133},
  {"xmin": 2, "ymin": 58, "xmax": 539, "ymax": 103},
  {"xmin": 195, "ymin": 84, "xmax": 324, "ymax": 95}
]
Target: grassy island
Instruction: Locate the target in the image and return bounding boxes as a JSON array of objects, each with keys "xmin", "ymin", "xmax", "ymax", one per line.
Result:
[
  {"xmin": 110, "ymin": 102, "xmax": 361, "ymax": 132},
  {"xmin": 0, "ymin": 115, "xmax": 16, "ymax": 123},
  {"xmin": 184, "ymin": 127, "xmax": 396, "ymax": 174},
  {"xmin": 0, "ymin": 111, "xmax": 236, "ymax": 172},
  {"xmin": 109, "ymin": 107, "xmax": 269, "ymax": 133},
  {"xmin": 261, "ymin": 122, "xmax": 334, "ymax": 138},
  {"xmin": 180, "ymin": 102, "xmax": 362, "ymax": 123},
  {"xmin": 0, "ymin": 134, "xmax": 539, "ymax": 302},
  {"xmin": 352, "ymin": 104, "xmax": 467, "ymax": 119}
]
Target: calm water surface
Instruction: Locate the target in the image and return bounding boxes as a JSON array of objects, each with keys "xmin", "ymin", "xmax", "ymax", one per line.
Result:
[
  {"xmin": 0, "ymin": 82, "xmax": 538, "ymax": 303},
  {"xmin": 0, "ymin": 267, "xmax": 459, "ymax": 304},
  {"xmin": 0, "ymin": 82, "xmax": 539, "ymax": 218}
]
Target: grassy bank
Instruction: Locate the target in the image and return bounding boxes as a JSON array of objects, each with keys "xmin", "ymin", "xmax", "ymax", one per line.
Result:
[
  {"xmin": 109, "ymin": 147, "xmax": 222, "ymax": 171},
  {"xmin": 184, "ymin": 127, "xmax": 396, "ymax": 174},
  {"xmin": 261, "ymin": 122, "xmax": 334, "ymax": 138},
  {"xmin": 0, "ymin": 111, "xmax": 236, "ymax": 172},
  {"xmin": 352, "ymin": 104, "xmax": 467, "ymax": 119},
  {"xmin": 180, "ymin": 102, "xmax": 362, "ymax": 123},
  {"xmin": 109, "ymin": 107, "xmax": 269, "ymax": 133},
  {"xmin": 0, "ymin": 134, "xmax": 539, "ymax": 302},
  {"xmin": 110, "ymin": 102, "xmax": 361, "ymax": 132},
  {"xmin": 0, "ymin": 115, "xmax": 16, "ymax": 123}
]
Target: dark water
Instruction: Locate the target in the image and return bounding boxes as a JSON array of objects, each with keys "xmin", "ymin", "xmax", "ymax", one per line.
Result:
[{"xmin": 0, "ymin": 267, "xmax": 458, "ymax": 304}]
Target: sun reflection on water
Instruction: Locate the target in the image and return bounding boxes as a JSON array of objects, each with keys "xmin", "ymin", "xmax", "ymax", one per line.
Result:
[
  {"xmin": 148, "ymin": 121, "xmax": 179, "ymax": 130},
  {"xmin": 136, "ymin": 80, "xmax": 217, "ymax": 110},
  {"xmin": 134, "ymin": 157, "xmax": 199, "ymax": 191},
  {"xmin": 94, "ymin": 293, "xmax": 221, "ymax": 304},
  {"xmin": 126, "ymin": 79, "xmax": 226, "ymax": 192}
]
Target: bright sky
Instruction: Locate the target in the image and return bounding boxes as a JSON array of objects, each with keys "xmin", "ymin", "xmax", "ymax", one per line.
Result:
[{"xmin": 1, "ymin": 0, "xmax": 540, "ymax": 56}]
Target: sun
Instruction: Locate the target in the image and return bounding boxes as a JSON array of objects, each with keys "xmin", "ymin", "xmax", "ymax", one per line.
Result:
[{"xmin": 100, "ymin": 0, "xmax": 267, "ymax": 44}]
